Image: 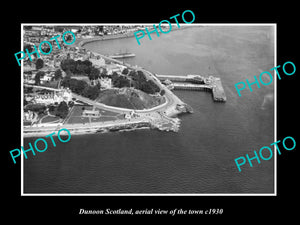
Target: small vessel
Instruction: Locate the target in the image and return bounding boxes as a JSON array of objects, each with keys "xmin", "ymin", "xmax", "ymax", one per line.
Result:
[{"xmin": 109, "ymin": 50, "xmax": 135, "ymax": 59}]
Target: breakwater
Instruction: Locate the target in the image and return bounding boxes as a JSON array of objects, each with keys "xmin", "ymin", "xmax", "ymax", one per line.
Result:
[
  {"xmin": 157, "ymin": 74, "xmax": 227, "ymax": 102},
  {"xmin": 24, "ymin": 116, "xmax": 181, "ymax": 137},
  {"xmin": 24, "ymin": 120, "xmax": 151, "ymax": 137}
]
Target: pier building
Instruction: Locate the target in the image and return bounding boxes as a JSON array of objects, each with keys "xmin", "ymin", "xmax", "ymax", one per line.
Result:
[{"xmin": 156, "ymin": 74, "xmax": 226, "ymax": 102}]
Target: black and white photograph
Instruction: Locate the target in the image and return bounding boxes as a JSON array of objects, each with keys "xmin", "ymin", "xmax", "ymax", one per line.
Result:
[
  {"xmin": 4, "ymin": 5, "xmax": 298, "ymax": 220},
  {"xmin": 21, "ymin": 23, "xmax": 276, "ymax": 195}
]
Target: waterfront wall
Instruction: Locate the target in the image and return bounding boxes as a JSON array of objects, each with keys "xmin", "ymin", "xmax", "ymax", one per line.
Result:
[
  {"xmin": 23, "ymin": 115, "xmax": 182, "ymax": 137},
  {"xmin": 173, "ymin": 84, "xmax": 212, "ymax": 92},
  {"xmin": 173, "ymin": 83, "xmax": 226, "ymax": 102},
  {"xmin": 24, "ymin": 120, "xmax": 153, "ymax": 137}
]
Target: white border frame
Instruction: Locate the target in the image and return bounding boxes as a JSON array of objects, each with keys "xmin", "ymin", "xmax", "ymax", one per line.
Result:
[{"xmin": 21, "ymin": 23, "xmax": 277, "ymax": 196}]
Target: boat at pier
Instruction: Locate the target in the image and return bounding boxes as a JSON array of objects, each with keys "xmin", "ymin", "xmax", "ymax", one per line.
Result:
[{"xmin": 109, "ymin": 52, "xmax": 135, "ymax": 59}]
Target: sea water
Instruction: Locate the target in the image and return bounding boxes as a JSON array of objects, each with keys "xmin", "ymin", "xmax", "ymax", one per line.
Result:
[{"xmin": 24, "ymin": 26, "xmax": 275, "ymax": 193}]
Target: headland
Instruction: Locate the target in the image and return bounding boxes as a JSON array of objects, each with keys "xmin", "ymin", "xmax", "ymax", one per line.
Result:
[{"xmin": 23, "ymin": 25, "xmax": 194, "ymax": 137}]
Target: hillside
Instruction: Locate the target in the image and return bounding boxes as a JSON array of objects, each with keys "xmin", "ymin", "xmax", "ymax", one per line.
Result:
[{"xmin": 96, "ymin": 88, "xmax": 165, "ymax": 110}]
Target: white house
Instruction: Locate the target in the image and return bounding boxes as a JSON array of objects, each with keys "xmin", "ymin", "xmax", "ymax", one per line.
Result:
[
  {"xmin": 82, "ymin": 109, "xmax": 101, "ymax": 117},
  {"xmin": 34, "ymin": 90, "xmax": 72, "ymax": 105},
  {"xmin": 24, "ymin": 110, "xmax": 38, "ymax": 122},
  {"xmin": 105, "ymin": 63, "xmax": 126, "ymax": 75},
  {"xmin": 90, "ymin": 57, "xmax": 105, "ymax": 68},
  {"xmin": 38, "ymin": 72, "xmax": 54, "ymax": 84},
  {"xmin": 99, "ymin": 77, "xmax": 112, "ymax": 89}
]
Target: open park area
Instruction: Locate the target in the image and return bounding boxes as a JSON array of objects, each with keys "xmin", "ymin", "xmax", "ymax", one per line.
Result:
[{"xmin": 64, "ymin": 105, "xmax": 125, "ymax": 125}]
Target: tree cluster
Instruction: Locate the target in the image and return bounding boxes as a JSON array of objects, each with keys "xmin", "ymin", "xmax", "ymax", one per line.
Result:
[
  {"xmin": 36, "ymin": 58, "xmax": 44, "ymax": 70},
  {"xmin": 25, "ymin": 104, "xmax": 47, "ymax": 114},
  {"xmin": 61, "ymin": 59, "xmax": 92, "ymax": 75},
  {"xmin": 122, "ymin": 68, "xmax": 129, "ymax": 75},
  {"xmin": 35, "ymin": 71, "xmax": 45, "ymax": 85},
  {"xmin": 61, "ymin": 77, "xmax": 100, "ymax": 100},
  {"xmin": 110, "ymin": 70, "xmax": 160, "ymax": 94},
  {"xmin": 23, "ymin": 44, "xmax": 39, "ymax": 60},
  {"xmin": 54, "ymin": 101, "xmax": 69, "ymax": 119},
  {"xmin": 54, "ymin": 69, "xmax": 62, "ymax": 80},
  {"xmin": 111, "ymin": 72, "xmax": 130, "ymax": 88},
  {"xmin": 130, "ymin": 70, "xmax": 160, "ymax": 94},
  {"xmin": 82, "ymin": 85, "xmax": 100, "ymax": 100},
  {"xmin": 60, "ymin": 59, "xmax": 101, "ymax": 81}
]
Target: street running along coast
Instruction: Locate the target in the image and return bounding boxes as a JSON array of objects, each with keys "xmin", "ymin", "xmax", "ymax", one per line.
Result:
[{"xmin": 23, "ymin": 33, "xmax": 193, "ymax": 137}]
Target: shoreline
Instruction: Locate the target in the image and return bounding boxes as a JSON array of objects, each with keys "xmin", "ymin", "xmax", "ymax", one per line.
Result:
[
  {"xmin": 24, "ymin": 120, "xmax": 152, "ymax": 137},
  {"xmin": 24, "ymin": 27, "xmax": 192, "ymax": 137},
  {"xmin": 24, "ymin": 115, "xmax": 181, "ymax": 137},
  {"xmin": 74, "ymin": 24, "xmax": 196, "ymax": 48}
]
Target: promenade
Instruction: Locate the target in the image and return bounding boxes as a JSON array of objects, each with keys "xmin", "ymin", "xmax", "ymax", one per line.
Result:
[{"xmin": 24, "ymin": 83, "xmax": 185, "ymax": 136}]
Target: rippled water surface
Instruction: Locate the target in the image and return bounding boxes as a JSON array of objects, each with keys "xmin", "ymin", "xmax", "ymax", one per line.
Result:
[{"xmin": 24, "ymin": 26, "xmax": 275, "ymax": 193}]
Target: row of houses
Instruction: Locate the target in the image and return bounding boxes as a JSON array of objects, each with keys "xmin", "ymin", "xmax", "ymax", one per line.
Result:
[{"xmin": 25, "ymin": 89, "xmax": 72, "ymax": 105}]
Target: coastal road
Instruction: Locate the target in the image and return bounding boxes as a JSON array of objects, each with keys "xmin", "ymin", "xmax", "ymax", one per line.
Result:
[
  {"xmin": 25, "ymin": 82, "xmax": 179, "ymax": 116},
  {"xmin": 24, "ymin": 51, "xmax": 186, "ymax": 117},
  {"xmin": 79, "ymin": 45, "xmax": 185, "ymax": 114},
  {"xmin": 139, "ymin": 68, "xmax": 185, "ymax": 114}
]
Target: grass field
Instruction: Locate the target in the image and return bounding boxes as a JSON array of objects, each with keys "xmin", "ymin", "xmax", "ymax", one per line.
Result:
[
  {"xmin": 96, "ymin": 88, "xmax": 165, "ymax": 110},
  {"xmin": 64, "ymin": 105, "xmax": 124, "ymax": 125},
  {"xmin": 40, "ymin": 115, "xmax": 61, "ymax": 123},
  {"xmin": 40, "ymin": 80, "xmax": 59, "ymax": 89}
]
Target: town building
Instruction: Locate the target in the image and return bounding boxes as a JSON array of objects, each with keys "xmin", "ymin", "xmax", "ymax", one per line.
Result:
[
  {"xmin": 89, "ymin": 57, "xmax": 105, "ymax": 68},
  {"xmin": 23, "ymin": 110, "xmax": 38, "ymax": 123},
  {"xmin": 82, "ymin": 109, "xmax": 101, "ymax": 117},
  {"xmin": 104, "ymin": 63, "xmax": 126, "ymax": 75},
  {"xmin": 39, "ymin": 72, "xmax": 54, "ymax": 84},
  {"xmin": 31, "ymin": 89, "xmax": 72, "ymax": 105},
  {"xmin": 99, "ymin": 77, "xmax": 112, "ymax": 89}
]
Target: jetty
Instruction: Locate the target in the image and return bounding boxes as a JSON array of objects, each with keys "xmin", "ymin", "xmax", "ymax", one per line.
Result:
[{"xmin": 156, "ymin": 74, "xmax": 226, "ymax": 102}]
